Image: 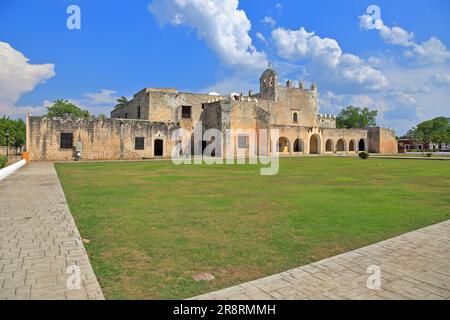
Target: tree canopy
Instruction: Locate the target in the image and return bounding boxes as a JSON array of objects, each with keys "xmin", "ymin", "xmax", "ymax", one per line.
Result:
[
  {"xmin": 114, "ymin": 96, "xmax": 128, "ymax": 110},
  {"xmin": 0, "ymin": 117, "xmax": 26, "ymax": 147},
  {"xmin": 404, "ymin": 117, "xmax": 450, "ymax": 144},
  {"xmin": 336, "ymin": 106, "xmax": 378, "ymax": 129},
  {"xmin": 45, "ymin": 99, "xmax": 90, "ymax": 118}
]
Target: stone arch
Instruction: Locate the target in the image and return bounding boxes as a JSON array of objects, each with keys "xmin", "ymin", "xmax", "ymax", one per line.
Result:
[
  {"xmin": 336, "ymin": 139, "xmax": 345, "ymax": 152},
  {"xmin": 293, "ymin": 138, "xmax": 304, "ymax": 152},
  {"xmin": 309, "ymin": 135, "xmax": 320, "ymax": 154},
  {"xmin": 325, "ymin": 139, "xmax": 333, "ymax": 152},
  {"xmin": 349, "ymin": 140, "xmax": 356, "ymax": 152},
  {"xmin": 358, "ymin": 138, "xmax": 366, "ymax": 152},
  {"xmin": 278, "ymin": 137, "xmax": 290, "ymax": 153}
]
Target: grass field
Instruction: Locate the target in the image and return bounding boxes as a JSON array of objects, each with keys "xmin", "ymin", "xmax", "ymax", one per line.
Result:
[{"xmin": 55, "ymin": 157, "xmax": 450, "ymax": 299}]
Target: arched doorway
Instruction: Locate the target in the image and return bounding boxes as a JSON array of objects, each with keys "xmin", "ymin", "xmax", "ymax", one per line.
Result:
[
  {"xmin": 325, "ymin": 139, "xmax": 333, "ymax": 152},
  {"xmin": 358, "ymin": 139, "xmax": 365, "ymax": 152},
  {"xmin": 278, "ymin": 137, "xmax": 290, "ymax": 153},
  {"xmin": 349, "ymin": 140, "xmax": 355, "ymax": 152},
  {"xmin": 293, "ymin": 139, "xmax": 303, "ymax": 152},
  {"xmin": 309, "ymin": 135, "xmax": 320, "ymax": 154},
  {"xmin": 336, "ymin": 139, "xmax": 345, "ymax": 152},
  {"xmin": 154, "ymin": 139, "xmax": 164, "ymax": 156}
]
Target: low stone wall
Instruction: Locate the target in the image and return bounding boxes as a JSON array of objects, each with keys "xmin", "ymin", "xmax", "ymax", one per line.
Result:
[
  {"xmin": 26, "ymin": 116, "xmax": 179, "ymax": 161},
  {"xmin": 0, "ymin": 146, "xmax": 22, "ymax": 156}
]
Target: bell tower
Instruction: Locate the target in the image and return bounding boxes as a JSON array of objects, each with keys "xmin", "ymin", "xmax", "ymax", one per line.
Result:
[{"xmin": 259, "ymin": 65, "xmax": 278, "ymax": 101}]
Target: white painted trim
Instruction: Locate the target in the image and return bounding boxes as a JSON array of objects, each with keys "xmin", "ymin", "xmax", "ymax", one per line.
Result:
[{"xmin": 0, "ymin": 159, "xmax": 26, "ymax": 181}]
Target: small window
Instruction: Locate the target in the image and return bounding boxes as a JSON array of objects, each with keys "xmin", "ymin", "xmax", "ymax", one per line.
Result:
[
  {"xmin": 293, "ymin": 113, "xmax": 298, "ymax": 123},
  {"xmin": 182, "ymin": 106, "xmax": 192, "ymax": 119},
  {"xmin": 238, "ymin": 135, "xmax": 249, "ymax": 149},
  {"xmin": 124, "ymin": 113, "xmax": 128, "ymax": 119},
  {"xmin": 60, "ymin": 133, "xmax": 73, "ymax": 149},
  {"xmin": 137, "ymin": 106, "xmax": 141, "ymax": 119},
  {"xmin": 135, "ymin": 137, "xmax": 145, "ymax": 150}
]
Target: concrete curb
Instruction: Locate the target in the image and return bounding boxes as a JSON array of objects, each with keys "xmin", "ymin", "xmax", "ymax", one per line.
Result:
[{"xmin": 0, "ymin": 159, "xmax": 27, "ymax": 181}]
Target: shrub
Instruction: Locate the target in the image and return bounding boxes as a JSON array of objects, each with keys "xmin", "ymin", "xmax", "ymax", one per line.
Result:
[
  {"xmin": 359, "ymin": 151, "xmax": 369, "ymax": 159},
  {"xmin": 0, "ymin": 155, "xmax": 7, "ymax": 168},
  {"xmin": 425, "ymin": 152, "xmax": 433, "ymax": 158}
]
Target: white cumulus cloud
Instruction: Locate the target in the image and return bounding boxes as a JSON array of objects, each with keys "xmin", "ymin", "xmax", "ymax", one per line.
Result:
[
  {"xmin": 431, "ymin": 73, "xmax": 450, "ymax": 86},
  {"xmin": 359, "ymin": 13, "xmax": 450, "ymax": 65},
  {"xmin": 83, "ymin": 89, "xmax": 118, "ymax": 105},
  {"xmin": 148, "ymin": 0, "xmax": 267, "ymax": 71},
  {"xmin": 359, "ymin": 14, "xmax": 415, "ymax": 47},
  {"xmin": 404, "ymin": 37, "xmax": 450, "ymax": 65},
  {"xmin": 261, "ymin": 16, "xmax": 276, "ymax": 28},
  {"xmin": 255, "ymin": 32, "xmax": 267, "ymax": 44},
  {"xmin": 0, "ymin": 41, "xmax": 55, "ymax": 117},
  {"xmin": 271, "ymin": 27, "xmax": 387, "ymax": 91}
]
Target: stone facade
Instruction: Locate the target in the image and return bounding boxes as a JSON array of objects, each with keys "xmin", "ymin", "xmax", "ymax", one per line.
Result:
[
  {"xmin": 26, "ymin": 117, "xmax": 178, "ymax": 161},
  {"xmin": 368, "ymin": 127, "xmax": 398, "ymax": 154},
  {"xmin": 27, "ymin": 68, "xmax": 397, "ymax": 161}
]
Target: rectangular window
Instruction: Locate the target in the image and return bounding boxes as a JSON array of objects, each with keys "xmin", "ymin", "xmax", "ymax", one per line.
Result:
[
  {"xmin": 60, "ymin": 133, "xmax": 73, "ymax": 149},
  {"xmin": 137, "ymin": 106, "xmax": 141, "ymax": 119},
  {"xmin": 182, "ymin": 106, "xmax": 192, "ymax": 119},
  {"xmin": 238, "ymin": 135, "xmax": 249, "ymax": 149},
  {"xmin": 135, "ymin": 137, "xmax": 145, "ymax": 150},
  {"xmin": 124, "ymin": 113, "xmax": 128, "ymax": 119}
]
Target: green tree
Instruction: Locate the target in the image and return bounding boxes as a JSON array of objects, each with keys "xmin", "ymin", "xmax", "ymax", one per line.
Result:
[
  {"xmin": 0, "ymin": 117, "xmax": 26, "ymax": 147},
  {"xmin": 426, "ymin": 117, "xmax": 449, "ymax": 145},
  {"xmin": 45, "ymin": 99, "xmax": 90, "ymax": 118},
  {"xmin": 413, "ymin": 117, "xmax": 450, "ymax": 146},
  {"xmin": 336, "ymin": 106, "xmax": 378, "ymax": 129},
  {"xmin": 98, "ymin": 113, "xmax": 107, "ymax": 119},
  {"xmin": 114, "ymin": 96, "xmax": 128, "ymax": 110}
]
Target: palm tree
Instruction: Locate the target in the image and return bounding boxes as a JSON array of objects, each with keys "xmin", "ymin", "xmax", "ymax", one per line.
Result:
[{"xmin": 114, "ymin": 96, "xmax": 128, "ymax": 110}]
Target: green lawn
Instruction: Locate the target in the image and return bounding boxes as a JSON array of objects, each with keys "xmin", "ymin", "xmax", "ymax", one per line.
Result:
[{"xmin": 55, "ymin": 158, "xmax": 450, "ymax": 299}]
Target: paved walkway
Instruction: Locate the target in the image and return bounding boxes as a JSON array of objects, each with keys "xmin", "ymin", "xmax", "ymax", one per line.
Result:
[
  {"xmin": 192, "ymin": 220, "xmax": 450, "ymax": 300},
  {"xmin": 0, "ymin": 162, "xmax": 103, "ymax": 300}
]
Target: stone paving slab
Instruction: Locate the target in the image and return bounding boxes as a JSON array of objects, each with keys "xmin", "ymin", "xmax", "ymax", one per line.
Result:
[
  {"xmin": 191, "ymin": 220, "xmax": 450, "ymax": 300},
  {"xmin": 0, "ymin": 162, "xmax": 103, "ymax": 300}
]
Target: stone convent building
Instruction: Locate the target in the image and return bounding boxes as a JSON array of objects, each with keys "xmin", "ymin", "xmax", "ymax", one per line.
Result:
[{"xmin": 26, "ymin": 67, "xmax": 397, "ymax": 161}]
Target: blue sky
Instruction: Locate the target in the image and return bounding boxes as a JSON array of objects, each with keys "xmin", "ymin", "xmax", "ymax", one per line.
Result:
[{"xmin": 1, "ymin": 0, "xmax": 449, "ymax": 134}]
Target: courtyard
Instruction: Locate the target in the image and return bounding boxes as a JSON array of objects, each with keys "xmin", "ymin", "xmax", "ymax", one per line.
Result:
[{"xmin": 54, "ymin": 157, "xmax": 450, "ymax": 299}]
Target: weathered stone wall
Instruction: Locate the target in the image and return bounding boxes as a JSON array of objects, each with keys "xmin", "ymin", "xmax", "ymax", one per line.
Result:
[
  {"xmin": 27, "ymin": 116, "xmax": 179, "ymax": 161},
  {"xmin": 111, "ymin": 88, "xmax": 224, "ymax": 131},
  {"xmin": 273, "ymin": 86, "xmax": 318, "ymax": 127},
  {"xmin": 368, "ymin": 127, "xmax": 398, "ymax": 154},
  {"xmin": 110, "ymin": 89, "xmax": 150, "ymax": 120},
  {"xmin": 198, "ymin": 98, "xmax": 384, "ymax": 156},
  {"xmin": 271, "ymin": 125, "xmax": 310, "ymax": 154},
  {"xmin": 322, "ymin": 128, "xmax": 368, "ymax": 153},
  {"xmin": 316, "ymin": 114, "xmax": 337, "ymax": 128}
]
